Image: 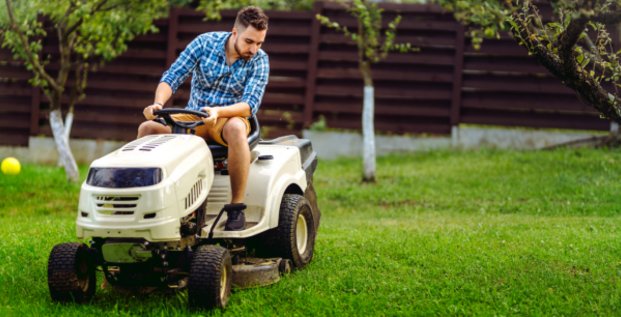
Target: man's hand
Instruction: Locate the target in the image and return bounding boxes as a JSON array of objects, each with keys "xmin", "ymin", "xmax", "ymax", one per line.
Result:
[
  {"xmin": 201, "ymin": 106, "xmax": 219, "ymax": 126},
  {"xmin": 143, "ymin": 103, "xmax": 163, "ymax": 120}
]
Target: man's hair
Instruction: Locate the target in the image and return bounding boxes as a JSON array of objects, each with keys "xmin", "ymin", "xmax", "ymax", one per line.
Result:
[{"xmin": 235, "ymin": 6, "xmax": 269, "ymax": 31}]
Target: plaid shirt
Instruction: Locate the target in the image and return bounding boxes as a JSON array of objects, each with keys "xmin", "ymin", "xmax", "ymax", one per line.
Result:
[{"xmin": 160, "ymin": 32, "xmax": 269, "ymax": 116}]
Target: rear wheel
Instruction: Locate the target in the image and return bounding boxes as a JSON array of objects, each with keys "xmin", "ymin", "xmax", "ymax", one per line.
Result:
[
  {"xmin": 47, "ymin": 243, "xmax": 96, "ymax": 303},
  {"xmin": 273, "ymin": 194, "xmax": 317, "ymax": 269},
  {"xmin": 188, "ymin": 245, "xmax": 232, "ymax": 310}
]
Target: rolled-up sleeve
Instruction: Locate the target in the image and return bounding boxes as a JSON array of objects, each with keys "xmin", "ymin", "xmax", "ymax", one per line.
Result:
[
  {"xmin": 160, "ymin": 35, "xmax": 204, "ymax": 93},
  {"xmin": 242, "ymin": 54, "xmax": 270, "ymax": 116}
]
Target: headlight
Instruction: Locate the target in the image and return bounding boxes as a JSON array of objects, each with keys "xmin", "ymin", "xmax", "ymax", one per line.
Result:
[{"xmin": 86, "ymin": 167, "xmax": 162, "ymax": 188}]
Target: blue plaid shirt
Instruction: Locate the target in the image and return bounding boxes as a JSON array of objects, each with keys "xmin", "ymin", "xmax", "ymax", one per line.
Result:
[{"xmin": 160, "ymin": 32, "xmax": 269, "ymax": 116}]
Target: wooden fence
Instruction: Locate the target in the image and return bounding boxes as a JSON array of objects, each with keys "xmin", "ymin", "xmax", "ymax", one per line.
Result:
[{"xmin": 0, "ymin": 2, "xmax": 615, "ymax": 146}]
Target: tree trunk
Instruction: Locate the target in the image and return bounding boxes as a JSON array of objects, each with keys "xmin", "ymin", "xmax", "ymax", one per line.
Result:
[
  {"xmin": 50, "ymin": 109, "xmax": 79, "ymax": 183},
  {"xmin": 64, "ymin": 111, "xmax": 73, "ymax": 144},
  {"xmin": 362, "ymin": 85, "xmax": 376, "ymax": 182},
  {"xmin": 360, "ymin": 61, "xmax": 376, "ymax": 182},
  {"xmin": 57, "ymin": 110, "xmax": 74, "ymax": 166}
]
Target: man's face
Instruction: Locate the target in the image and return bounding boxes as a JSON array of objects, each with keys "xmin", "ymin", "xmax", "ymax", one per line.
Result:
[{"xmin": 232, "ymin": 25, "xmax": 267, "ymax": 61}]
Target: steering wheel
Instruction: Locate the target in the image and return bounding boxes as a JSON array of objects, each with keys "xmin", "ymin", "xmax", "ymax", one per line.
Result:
[{"xmin": 153, "ymin": 108, "xmax": 209, "ymax": 133}]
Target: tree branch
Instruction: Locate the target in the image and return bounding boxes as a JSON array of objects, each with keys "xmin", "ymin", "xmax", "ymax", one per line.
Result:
[
  {"xmin": 4, "ymin": 0, "xmax": 60, "ymax": 92},
  {"xmin": 579, "ymin": 35, "xmax": 601, "ymax": 59},
  {"xmin": 68, "ymin": 60, "xmax": 88, "ymax": 113},
  {"xmin": 66, "ymin": 0, "xmax": 110, "ymax": 36},
  {"xmin": 558, "ymin": 8, "xmax": 621, "ymax": 73},
  {"xmin": 510, "ymin": 7, "xmax": 565, "ymax": 79},
  {"xmin": 57, "ymin": 0, "xmax": 77, "ymax": 32},
  {"xmin": 558, "ymin": 17, "xmax": 587, "ymax": 74}
]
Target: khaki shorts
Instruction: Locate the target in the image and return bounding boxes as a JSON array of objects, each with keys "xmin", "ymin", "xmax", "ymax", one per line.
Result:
[{"xmin": 167, "ymin": 114, "xmax": 250, "ymax": 147}]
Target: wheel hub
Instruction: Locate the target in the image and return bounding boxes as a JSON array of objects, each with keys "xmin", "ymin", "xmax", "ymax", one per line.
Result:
[
  {"xmin": 296, "ymin": 214, "xmax": 308, "ymax": 254},
  {"xmin": 220, "ymin": 262, "xmax": 227, "ymax": 300}
]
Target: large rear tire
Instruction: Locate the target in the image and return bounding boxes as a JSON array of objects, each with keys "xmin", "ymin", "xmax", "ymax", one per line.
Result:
[
  {"xmin": 188, "ymin": 245, "xmax": 232, "ymax": 310},
  {"xmin": 274, "ymin": 194, "xmax": 317, "ymax": 269},
  {"xmin": 47, "ymin": 242, "xmax": 96, "ymax": 303}
]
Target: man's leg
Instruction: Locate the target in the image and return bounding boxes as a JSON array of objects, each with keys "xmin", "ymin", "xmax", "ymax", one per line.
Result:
[
  {"xmin": 222, "ymin": 118, "xmax": 250, "ymax": 204},
  {"xmin": 137, "ymin": 120, "xmax": 171, "ymax": 138},
  {"xmin": 221, "ymin": 118, "xmax": 250, "ymax": 230}
]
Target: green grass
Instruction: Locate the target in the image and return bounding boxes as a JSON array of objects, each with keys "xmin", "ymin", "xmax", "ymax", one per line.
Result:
[{"xmin": 1, "ymin": 148, "xmax": 621, "ymax": 316}]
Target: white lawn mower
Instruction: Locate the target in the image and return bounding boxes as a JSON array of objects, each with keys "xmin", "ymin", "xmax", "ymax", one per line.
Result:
[{"xmin": 47, "ymin": 108, "xmax": 320, "ymax": 310}]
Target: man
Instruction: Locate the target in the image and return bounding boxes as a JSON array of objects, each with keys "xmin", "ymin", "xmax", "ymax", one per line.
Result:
[{"xmin": 137, "ymin": 6, "xmax": 270, "ymax": 231}]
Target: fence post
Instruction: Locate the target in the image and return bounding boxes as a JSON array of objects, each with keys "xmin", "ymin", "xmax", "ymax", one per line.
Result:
[
  {"xmin": 302, "ymin": 1, "xmax": 323, "ymax": 128},
  {"xmin": 165, "ymin": 6, "xmax": 179, "ymax": 107},
  {"xmin": 450, "ymin": 24, "xmax": 465, "ymax": 145}
]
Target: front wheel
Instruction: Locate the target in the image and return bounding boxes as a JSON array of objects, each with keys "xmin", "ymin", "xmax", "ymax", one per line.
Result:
[
  {"xmin": 188, "ymin": 245, "xmax": 232, "ymax": 310},
  {"xmin": 47, "ymin": 243, "xmax": 96, "ymax": 303},
  {"xmin": 274, "ymin": 194, "xmax": 317, "ymax": 269}
]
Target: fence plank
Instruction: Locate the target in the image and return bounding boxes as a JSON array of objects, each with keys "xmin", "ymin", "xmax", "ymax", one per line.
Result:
[
  {"xmin": 30, "ymin": 86, "xmax": 41, "ymax": 136},
  {"xmin": 450, "ymin": 25, "xmax": 465, "ymax": 126},
  {"xmin": 0, "ymin": 51, "xmax": 32, "ymax": 146}
]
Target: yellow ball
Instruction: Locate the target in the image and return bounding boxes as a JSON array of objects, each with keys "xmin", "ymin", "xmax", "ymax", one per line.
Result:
[{"xmin": 1, "ymin": 157, "xmax": 21, "ymax": 175}]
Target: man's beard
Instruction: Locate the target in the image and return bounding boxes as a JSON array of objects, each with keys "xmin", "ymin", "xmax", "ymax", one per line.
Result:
[{"xmin": 234, "ymin": 38, "xmax": 253, "ymax": 61}]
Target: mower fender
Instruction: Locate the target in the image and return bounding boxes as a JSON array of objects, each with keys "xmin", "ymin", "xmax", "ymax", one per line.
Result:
[{"xmin": 247, "ymin": 144, "xmax": 308, "ymax": 231}]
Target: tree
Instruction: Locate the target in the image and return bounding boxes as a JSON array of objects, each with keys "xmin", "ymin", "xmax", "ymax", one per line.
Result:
[
  {"xmin": 0, "ymin": 0, "xmax": 169, "ymax": 182},
  {"xmin": 434, "ymin": 0, "xmax": 621, "ymax": 123},
  {"xmin": 317, "ymin": 0, "xmax": 416, "ymax": 182},
  {"xmin": 188, "ymin": 0, "xmax": 314, "ymax": 20}
]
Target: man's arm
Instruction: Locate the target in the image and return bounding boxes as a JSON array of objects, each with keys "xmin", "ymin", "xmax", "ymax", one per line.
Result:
[
  {"xmin": 241, "ymin": 53, "xmax": 270, "ymax": 116},
  {"xmin": 201, "ymin": 102, "xmax": 251, "ymax": 125},
  {"xmin": 143, "ymin": 34, "xmax": 205, "ymax": 120},
  {"xmin": 143, "ymin": 82, "xmax": 173, "ymax": 120},
  {"xmin": 201, "ymin": 53, "xmax": 269, "ymax": 124},
  {"xmin": 160, "ymin": 35, "xmax": 205, "ymax": 94}
]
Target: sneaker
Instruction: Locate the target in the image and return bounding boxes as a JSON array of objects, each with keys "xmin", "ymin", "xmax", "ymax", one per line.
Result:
[{"xmin": 224, "ymin": 203, "xmax": 246, "ymax": 231}]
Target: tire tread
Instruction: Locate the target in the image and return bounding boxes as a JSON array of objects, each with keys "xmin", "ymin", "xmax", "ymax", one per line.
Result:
[
  {"xmin": 274, "ymin": 194, "xmax": 316, "ymax": 268},
  {"xmin": 47, "ymin": 242, "xmax": 95, "ymax": 303},
  {"xmin": 188, "ymin": 245, "xmax": 231, "ymax": 310}
]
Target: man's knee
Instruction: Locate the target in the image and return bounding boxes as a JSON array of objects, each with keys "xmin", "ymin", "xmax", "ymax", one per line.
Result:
[
  {"xmin": 138, "ymin": 121, "xmax": 168, "ymax": 137},
  {"xmin": 223, "ymin": 118, "xmax": 248, "ymax": 143}
]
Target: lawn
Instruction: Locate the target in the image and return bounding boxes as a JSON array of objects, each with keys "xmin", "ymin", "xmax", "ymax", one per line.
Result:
[{"xmin": 1, "ymin": 148, "xmax": 620, "ymax": 316}]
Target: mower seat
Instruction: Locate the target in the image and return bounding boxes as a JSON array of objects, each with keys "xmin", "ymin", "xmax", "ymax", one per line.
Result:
[{"xmin": 208, "ymin": 116, "xmax": 260, "ymax": 160}]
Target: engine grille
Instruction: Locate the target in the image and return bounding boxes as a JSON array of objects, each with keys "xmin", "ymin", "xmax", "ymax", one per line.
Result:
[
  {"xmin": 139, "ymin": 135, "xmax": 176, "ymax": 152},
  {"xmin": 120, "ymin": 136, "xmax": 154, "ymax": 152},
  {"xmin": 120, "ymin": 135, "xmax": 176, "ymax": 152},
  {"xmin": 95, "ymin": 195, "xmax": 140, "ymax": 215},
  {"xmin": 185, "ymin": 179, "xmax": 203, "ymax": 209}
]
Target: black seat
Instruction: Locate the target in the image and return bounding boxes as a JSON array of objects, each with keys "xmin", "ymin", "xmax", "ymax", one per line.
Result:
[{"xmin": 208, "ymin": 116, "xmax": 260, "ymax": 160}]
